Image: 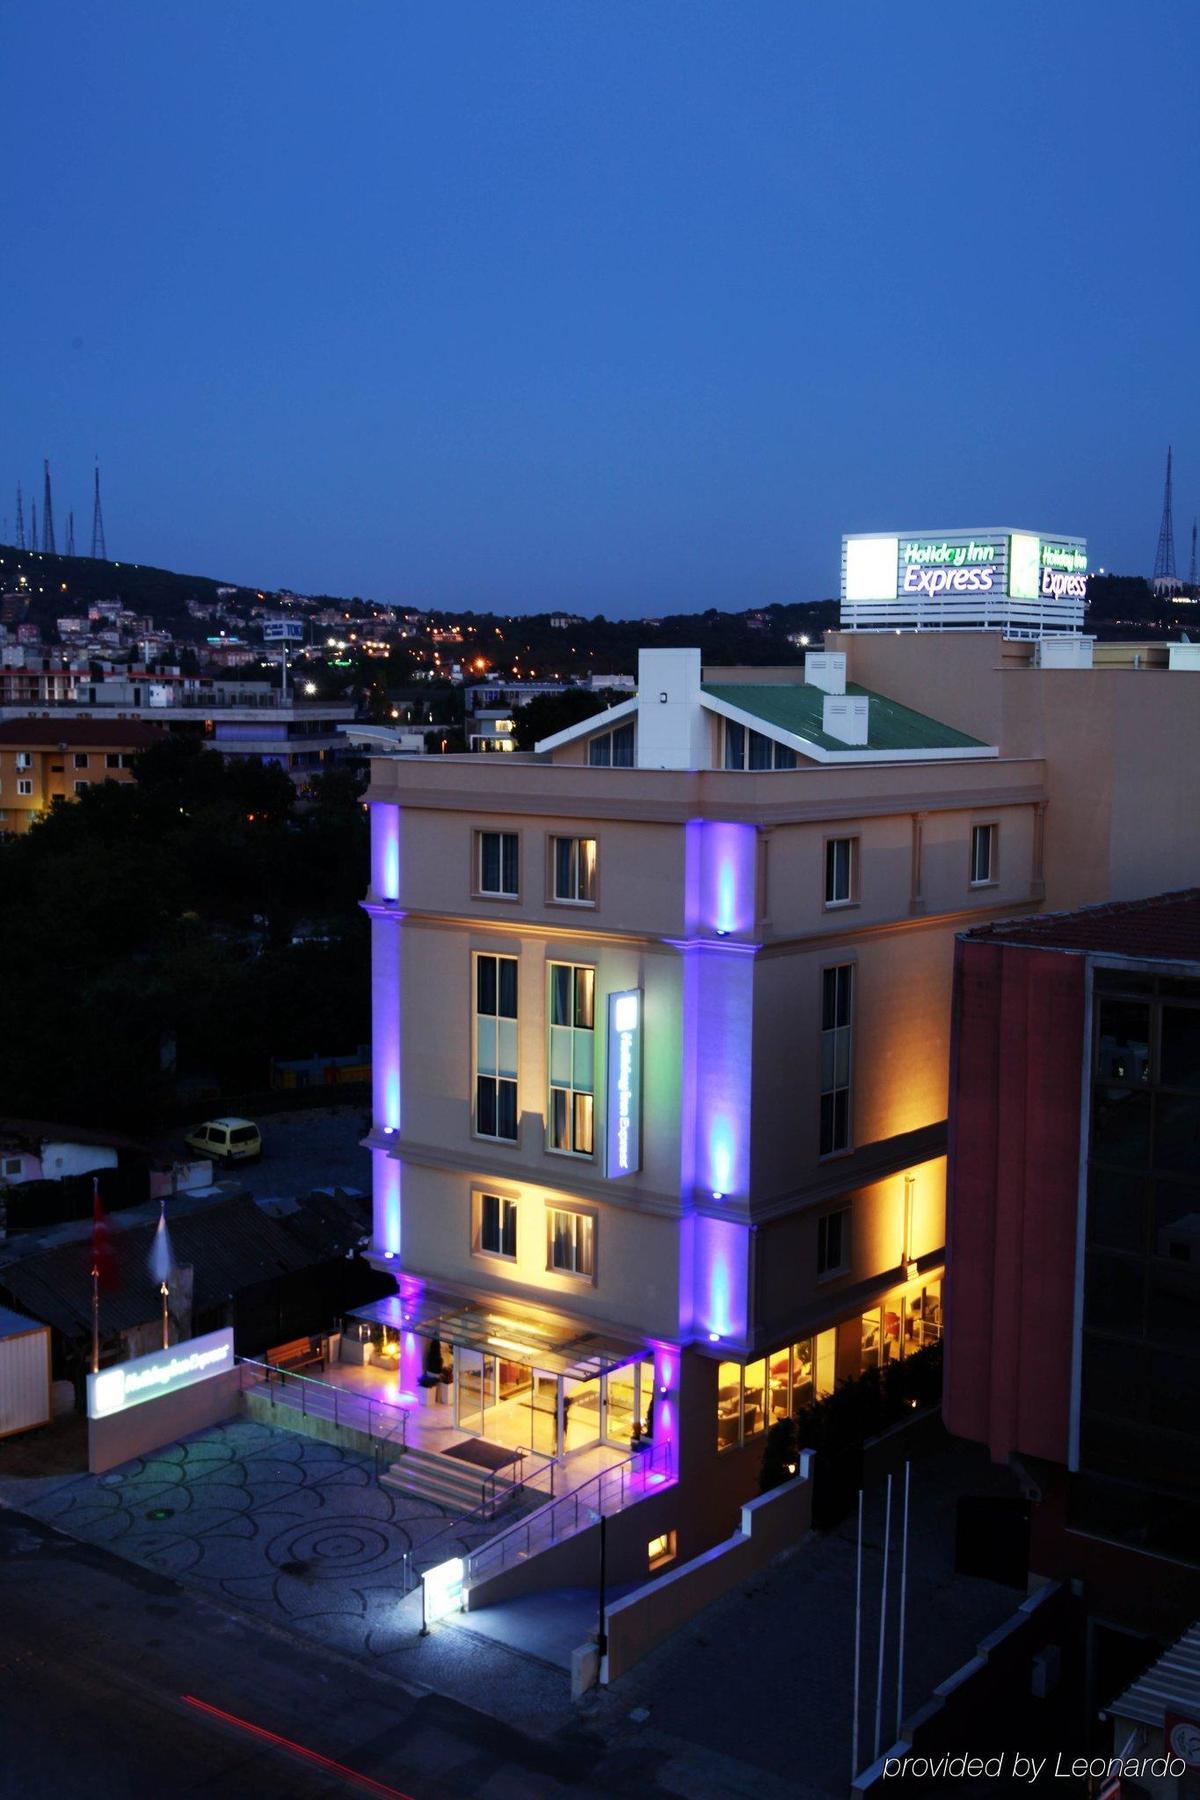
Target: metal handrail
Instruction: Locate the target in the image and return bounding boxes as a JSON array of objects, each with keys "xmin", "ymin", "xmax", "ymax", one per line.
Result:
[
  {"xmin": 238, "ymin": 1357, "xmax": 407, "ymax": 1452},
  {"xmin": 465, "ymin": 1438, "xmax": 674, "ymax": 1586}
]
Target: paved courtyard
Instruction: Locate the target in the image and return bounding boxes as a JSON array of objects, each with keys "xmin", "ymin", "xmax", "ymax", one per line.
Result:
[{"xmin": 2, "ymin": 1417, "xmax": 535, "ymax": 1668}]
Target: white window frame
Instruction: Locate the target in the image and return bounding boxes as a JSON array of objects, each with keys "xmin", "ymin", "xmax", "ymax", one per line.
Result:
[
  {"xmin": 15, "ymin": 753, "xmax": 32, "ymax": 770},
  {"xmin": 824, "ymin": 835, "xmax": 858, "ymax": 908},
  {"xmin": 476, "ymin": 830, "xmax": 519, "ymax": 899},
  {"xmin": 547, "ymin": 962, "xmax": 595, "ymax": 1156},
  {"xmin": 477, "ymin": 1191, "xmax": 518, "ymax": 1261},
  {"xmin": 73, "ymin": 753, "xmax": 89, "ymax": 770},
  {"xmin": 473, "ymin": 952, "xmax": 519, "ymax": 1144},
  {"xmin": 970, "ymin": 822, "xmax": 997, "ymax": 887},
  {"xmin": 17, "ymin": 779, "xmax": 33, "ymax": 797},
  {"xmin": 547, "ymin": 1205, "xmax": 595, "ymax": 1279},
  {"xmin": 550, "ymin": 835, "xmax": 597, "ymax": 905}
]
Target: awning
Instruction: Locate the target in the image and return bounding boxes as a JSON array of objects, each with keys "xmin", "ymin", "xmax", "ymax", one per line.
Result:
[
  {"xmin": 1108, "ymin": 1618, "xmax": 1200, "ymax": 1728},
  {"xmin": 348, "ymin": 1284, "xmax": 647, "ymax": 1383}
]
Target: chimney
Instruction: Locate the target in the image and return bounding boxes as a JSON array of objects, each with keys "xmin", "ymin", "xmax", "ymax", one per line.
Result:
[
  {"xmin": 822, "ymin": 693, "xmax": 869, "ymax": 746},
  {"xmin": 636, "ymin": 647, "xmax": 708, "ymax": 769},
  {"xmin": 804, "ymin": 650, "xmax": 847, "ymax": 695}
]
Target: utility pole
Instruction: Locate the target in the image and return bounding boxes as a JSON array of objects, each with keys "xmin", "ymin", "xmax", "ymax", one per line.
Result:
[
  {"xmin": 42, "ymin": 458, "xmax": 55, "ymax": 553},
  {"xmin": 91, "ymin": 460, "xmax": 107, "ymax": 559},
  {"xmin": 1153, "ymin": 445, "xmax": 1177, "ymax": 584}
]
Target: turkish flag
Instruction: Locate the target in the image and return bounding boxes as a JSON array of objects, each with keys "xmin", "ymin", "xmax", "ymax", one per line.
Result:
[{"xmin": 91, "ymin": 1179, "xmax": 117, "ymax": 1291}]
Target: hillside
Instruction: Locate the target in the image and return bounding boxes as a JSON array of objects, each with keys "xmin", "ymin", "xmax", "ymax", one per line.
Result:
[{"xmin": 0, "ymin": 542, "xmax": 271, "ymax": 633}]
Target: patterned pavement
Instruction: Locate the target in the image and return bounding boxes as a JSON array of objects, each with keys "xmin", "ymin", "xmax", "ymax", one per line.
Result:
[{"xmin": 9, "ymin": 1417, "xmax": 526, "ymax": 1660}]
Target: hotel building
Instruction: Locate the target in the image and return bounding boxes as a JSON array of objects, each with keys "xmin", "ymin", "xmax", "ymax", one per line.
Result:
[
  {"xmin": 360, "ymin": 516, "xmax": 1200, "ymax": 1550},
  {"xmin": 361, "ymin": 638, "xmax": 1028, "ymax": 1546}
]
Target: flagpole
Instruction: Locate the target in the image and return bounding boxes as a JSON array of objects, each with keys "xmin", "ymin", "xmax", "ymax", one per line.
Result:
[
  {"xmin": 91, "ymin": 1264, "xmax": 100, "ymax": 1373},
  {"xmin": 160, "ymin": 1280, "xmax": 170, "ymax": 1349}
]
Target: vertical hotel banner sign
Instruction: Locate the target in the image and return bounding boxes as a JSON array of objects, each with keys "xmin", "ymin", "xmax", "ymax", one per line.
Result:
[{"xmin": 606, "ymin": 989, "xmax": 643, "ymax": 1177}]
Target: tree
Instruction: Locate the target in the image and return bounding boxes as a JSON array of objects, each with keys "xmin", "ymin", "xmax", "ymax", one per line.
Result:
[
  {"xmin": 511, "ymin": 688, "xmax": 612, "ymax": 751},
  {"xmin": 759, "ymin": 1416, "xmax": 800, "ymax": 1493}
]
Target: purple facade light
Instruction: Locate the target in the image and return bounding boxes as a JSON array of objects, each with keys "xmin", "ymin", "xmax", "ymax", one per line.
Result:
[
  {"xmin": 372, "ymin": 1147, "xmax": 402, "ymax": 1258},
  {"xmin": 370, "ymin": 802, "xmax": 401, "ymax": 902},
  {"xmin": 693, "ymin": 1214, "xmax": 749, "ymax": 1344}
]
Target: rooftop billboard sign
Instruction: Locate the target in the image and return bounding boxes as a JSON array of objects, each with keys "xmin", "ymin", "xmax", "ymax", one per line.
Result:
[{"xmin": 841, "ymin": 528, "xmax": 1087, "ymax": 639}]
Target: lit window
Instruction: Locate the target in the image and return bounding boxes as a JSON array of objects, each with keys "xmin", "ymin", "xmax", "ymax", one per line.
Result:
[
  {"xmin": 819, "ymin": 964, "xmax": 853, "ymax": 1156},
  {"xmin": 548, "ymin": 1207, "xmax": 594, "ymax": 1277},
  {"xmin": 479, "ymin": 1192, "xmax": 517, "ymax": 1259},
  {"xmin": 647, "ymin": 1530, "xmax": 676, "ymax": 1571},
  {"xmin": 478, "ymin": 830, "xmax": 519, "ymax": 897},
  {"xmin": 716, "ymin": 1358, "xmax": 767, "ymax": 1451},
  {"xmin": 970, "ymin": 823, "xmax": 996, "ymax": 885},
  {"xmin": 825, "ymin": 837, "xmax": 857, "ymax": 906},
  {"xmin": 552, "ymin": 836, "xmax": 596, "ymax": 903},
  {"xmin": 548, "ymin": 963, "xmax": 594, "ymax": 1154},
  {"xmin": 817, "ymin": 1206, "xmax": 850, "ymax": 1277},
  {"xmin": 474, "ymin": 954, "xmax": 518, "ymax": 1142}
]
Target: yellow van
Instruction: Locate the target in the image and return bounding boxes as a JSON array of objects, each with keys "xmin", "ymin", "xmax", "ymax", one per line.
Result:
[{"xmin": 184, "ymin": 1117, "xmax": 263, "ymax": 1162}]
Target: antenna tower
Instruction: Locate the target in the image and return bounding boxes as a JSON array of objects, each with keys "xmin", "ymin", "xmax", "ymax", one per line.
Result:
[
  {"xmin": 91, "ymin": 461, "xmax": 107, "ymax": 559},
  {"xmin": 30, "ymin": 500, "xmax": 37, "ymax": 554},
  {"xmin": 1190, "ymin": 518, "xmax": 1198, "ymax": 593},
  {"xmin": 1153, "ymin": 445, "xmax": 1177, "ymax": 582},
  {"xmin": 15, "ymin": 482, "xmax": 25, "ymax": 550},
  {"xmin": 66, "ymin": 511, "xmax": 76, "ymax": 556},
  {"xmin": 42, "ymin": 459, "xmax": 56, "ymax": 554}
]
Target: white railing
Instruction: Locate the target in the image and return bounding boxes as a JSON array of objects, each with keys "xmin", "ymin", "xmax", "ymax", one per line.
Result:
[{"xmin": 465, "ymin": 1438, "xmax": 675, "ymax": 1587}]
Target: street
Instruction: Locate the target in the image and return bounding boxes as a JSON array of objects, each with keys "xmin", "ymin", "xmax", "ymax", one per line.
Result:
[
  {"xmin": 0, "ymin": 1508, "xmax": 607, "ymax": 1800},
  {"xmin": 192, "ymin": 1106, "xmax": 372, "ymax": 1203}
]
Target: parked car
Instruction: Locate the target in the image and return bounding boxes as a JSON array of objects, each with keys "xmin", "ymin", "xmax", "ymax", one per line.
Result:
[{"xmin": 184, "ymin": 1117, "xmax": 263, "ymax": 1162}]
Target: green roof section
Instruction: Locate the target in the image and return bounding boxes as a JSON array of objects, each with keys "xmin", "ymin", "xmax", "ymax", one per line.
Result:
[{"xmin": 701, "ymin": 682, "xmax": 989, "ymax": 755}]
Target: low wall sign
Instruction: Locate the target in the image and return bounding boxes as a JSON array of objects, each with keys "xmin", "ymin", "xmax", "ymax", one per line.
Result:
[{"xmin": 87, "ymin": 1328, "xmax": 235, "ymax": 1419}]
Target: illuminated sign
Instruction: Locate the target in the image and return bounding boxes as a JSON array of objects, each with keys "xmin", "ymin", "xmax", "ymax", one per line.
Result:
[
  {"xmin": 263, "ymin": 620, "xmax": 305, "ymax": 642},
  {"xmin": 1040, "ymin": 542, "xmax": 1087, "ymax": 573},
  {"xmin": 606, "ymin": 989, "xmax": 643, "ymax": 1178},
  {"xmin": 1041, "ymin": 568, "xmax": 1087, "ymax": 599},
  {"xmin": 421, "ymin": 1556, "xmax": 464, "ymax": 1629},
  {"xmin": 902, "ymin": 539, "xmax": 997, "ymax": 567},
  {"xmin": 87, "ymin": 1328, "xmax": 234, "ymax": 1419},
  {"xmin": 902, "ymin": 564, "xmax": 995, "ymax": 596},
  {"xmin": 1008, "ymin": 533, "xmax": 1041, "ymax": 601},
  {"xmin": 844, "ymin": 536, "xmax": 898, "ymax": 601}
]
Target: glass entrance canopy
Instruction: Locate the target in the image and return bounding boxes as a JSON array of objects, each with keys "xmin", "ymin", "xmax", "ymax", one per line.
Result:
[{"xmin": 348, "ymin": 1284, "xmax": 645, "ymax": 1384}]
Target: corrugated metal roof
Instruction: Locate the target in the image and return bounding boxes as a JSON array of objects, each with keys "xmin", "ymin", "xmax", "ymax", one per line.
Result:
[
  {"xmin": 701, "ymin": 682, "xmax": 988, "ymax": 754},
  {"xmin": 1110, "ymin": 1619, "xmax": 1200, "ymax": 1727},
  {"xmin": 0, "ymin": 1193, "xmax": 312, "ymax": 1339}
]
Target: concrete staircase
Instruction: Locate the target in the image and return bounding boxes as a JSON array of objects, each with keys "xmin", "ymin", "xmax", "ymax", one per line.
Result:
[{"xmin": 380, "ymin": 1443, "xmax": 516, "ymax": 1516}]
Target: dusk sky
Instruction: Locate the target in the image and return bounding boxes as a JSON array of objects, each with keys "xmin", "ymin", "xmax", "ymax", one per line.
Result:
[{"xmin": 2, "ymin": 2, "xmax": 1197, "ymax": 614}]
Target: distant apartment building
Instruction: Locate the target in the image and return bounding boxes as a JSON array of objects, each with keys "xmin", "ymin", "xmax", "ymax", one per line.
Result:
[
  {"xmin": 468, "ymin": 709, "xmax": 517, "ymax": 753},
  {"xmin": 0, "ymin": 720, "xmax": 164, "ymax": 833},
  {"xmin": 0, "ymin": 674, "xmax": 355, "ymax": 785},
  {"xmin": 943, "ymin": 892, "xmax": 1200, "ymax": 1652}
]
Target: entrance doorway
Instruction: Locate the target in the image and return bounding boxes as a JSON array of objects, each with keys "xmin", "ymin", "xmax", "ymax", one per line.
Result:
[{"xmin": 447, "ymin": 1345, "xmax": 651, "ymax": 1459}]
